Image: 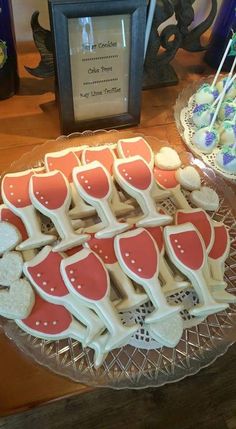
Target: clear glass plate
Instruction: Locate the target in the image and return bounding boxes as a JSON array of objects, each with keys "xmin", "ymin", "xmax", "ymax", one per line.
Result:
[
  {"xmin": 1, "ymin": 129, "xmax": 236, "ymax": 389},
  {"xmin": 174, "ymin": 75, "xmax": 236, "ymax": 183}
]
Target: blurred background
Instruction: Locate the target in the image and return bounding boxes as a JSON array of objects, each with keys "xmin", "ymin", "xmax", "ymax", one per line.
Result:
[{"xmin": 12, "ymin": 0, "xmax": 223, "ymax": 42}]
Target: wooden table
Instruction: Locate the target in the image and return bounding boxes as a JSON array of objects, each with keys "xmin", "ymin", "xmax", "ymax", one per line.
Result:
[{"xmin": 1, "ymin": 42, "xmax": 236, "ymax": 429}]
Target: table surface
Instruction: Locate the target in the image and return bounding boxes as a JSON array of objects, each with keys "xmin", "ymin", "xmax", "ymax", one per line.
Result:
[{"xmin": 0, "ymin": 41, "xmax": 235, "ymax": 420}]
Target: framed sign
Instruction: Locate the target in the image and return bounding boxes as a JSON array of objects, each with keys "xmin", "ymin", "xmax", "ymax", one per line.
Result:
[{"xmin": 48, "ymin": 0, "xmax": 147, "ymax": 134}]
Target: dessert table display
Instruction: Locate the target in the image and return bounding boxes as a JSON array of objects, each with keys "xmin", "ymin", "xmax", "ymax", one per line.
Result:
[{"xmin": 1, "ymin": 42, "xmax": 236, "ymax": 419}]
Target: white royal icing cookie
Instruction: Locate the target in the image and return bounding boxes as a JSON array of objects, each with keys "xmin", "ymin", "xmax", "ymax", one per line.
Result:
[
  {"xmin": 190, "ymin": 186, "xmax": 220, "ymax": 211},
  {"xmin": 0, "ymin": 251, "xmax": 23, "ymax": 286},
  {"xmin": 175, "ymin": 166, "xmax": 201, "ymax": 191},
  {"xmin": 155, "ymin": 147, "xmax": 181, "ymax": 170},
  {"xmin": 0, "ymin": 278, "xmax": 35, "ymax": 319},
  {"xmin": 0, "ymin": 221, "xmax": 21, "ymax": 255}
]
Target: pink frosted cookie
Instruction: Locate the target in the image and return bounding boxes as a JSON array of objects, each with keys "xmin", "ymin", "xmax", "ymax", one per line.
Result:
[
  {"xmin": 45, "ymin": 148, "xmax": 95, "ymax": 218},
  {"xmin": 114, "ymin": 228, "xmax": 183, "ymax": 345},
  {"xmin": 60, "ymin": 248, "xmax": 138, "ymax": 352},
  {"xmin": 164, "ymin": 223, "xmax": 228, "ymax": 317},
  {"xmin": 29, "ymin": 171, "xmax": 89, "ymax": 252},
  {"xmin": 24, "ymin": 246, "xmax": 105, "ymax": 344},
  {"xmin": 85, "ymin": 234, "xmax": 147, "ymax": 311},
  {"xmin": 81, "ymin": 145, "xmax": 134, "ymax": 216},
  {"xmin": 154, "ymin": 167, "xmax": 191, "ymax": 209},
  {"xmin": 146, "ymin": 226, "xmax": 189, "ymax": 294},
  {"xmin": 16, "ymin": 294, "xmax": 108, "ymax": 368},
  {"xmin": 73, "ymin": 161, "xmax": 129, "ymax": 239},
  {"xmin": 114, "ymin": 156, "xmax": 172, "ymax": 227},
  {"xmin": 1, "ymin": 170, "xmax": 56, "ymax": 250},
  {"xmin": 117, "ymin": 136, "xmax": 154, "ymax": 168}
]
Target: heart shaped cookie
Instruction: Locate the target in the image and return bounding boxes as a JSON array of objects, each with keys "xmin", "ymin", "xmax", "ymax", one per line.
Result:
[
  {"xmin": 155, "ymin": 147, "xmax": 181, "ymax": 170},
  {"xmin": 0, "ymin": 279, "xmax": 35, "ymax": 319},
  {"xmin": 190, "ymin": 186, "xmax": 220, "ymax": 211},
  {"xmin": 176, "ymin": 166, "xmax": 201, "ymax": 191},
  {"xmin": 0, "ymin": 221, "xmax": 21, "ymax": 255},
  {"xmin": 0, "ymin": 252, "xmax": 23, "ymax": 286}
]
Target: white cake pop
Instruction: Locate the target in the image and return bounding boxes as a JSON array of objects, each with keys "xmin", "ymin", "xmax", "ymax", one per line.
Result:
[
  {"xmin": 216, "ymin": 77, "xmax": 236, "ymax": 100},
  {"xmin": 192, "ymin": 128, "xmax": 219, "ymax": 153},
  {"xmin": 218, "ymin": 99, "xmax": 236, "ymax": 121},
  {"xmin": 192, "ymin": 103, "xmax": 214, "ymax": 128},
  {"xmin": 195, "ymin": 83, "xmax": 219, "ymax": 105},
  {"xmin": 216, "ymin": 144, "xmax": 236, "ymax": 173},
  {"xmin": 219, "ymin": 120, "xmax": 236, "ymax": 146}
]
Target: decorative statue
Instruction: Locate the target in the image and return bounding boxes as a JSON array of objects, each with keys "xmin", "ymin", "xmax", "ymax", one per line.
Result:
[{"xmin": 26, "ymin": 0, "xmax": 217, "ymax": 87}]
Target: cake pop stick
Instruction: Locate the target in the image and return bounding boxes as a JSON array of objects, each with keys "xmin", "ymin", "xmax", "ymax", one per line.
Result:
[
  {"xmin": 60, "ymin": 248, "xmax": 138, "ymax": 352},
  {"xmin": 84, "ymin": 234, "xmax": 147, "ymax": 311},
  {"xmin": 16, "ymin": 294, "xmax": 108, "ymax": 368},
  {"xmin": 24, "ymin": 246, "xmax": 106, "ymax": 344},
  {"xmin": 45, "ymin": 148, "xmax": 96, "ymax": 219},
  {"xmin": 164, "ymin": 223, "xmax": 228, "ymax": 317},
  {"xmin": 114, "ymin": 157, "xmax": 172, "ymax": 227},
  {"xmin": 29, "ymin": 171, "xmax": 89, "ymax": 252},
  {"xmin": 146, "ymin": 226, "xmax": 190, "ymax": 295},
  {"xmin": 211, "ymin": 36, "xmax": 234, "ymax": 88},
  {"xmin": 73, "ymin": 161, "xmax": 129, "ymax": 239},
  {"xmin": 81, "ymin": 145, "xmax": 134, "ymax": 216},
  {"xmin": 154, "ymin": 167, "xmax": 191, "ymax": 209},
  {"xmin": 1, "ymin": 170, "xmax": 56, "ymax": 250}
]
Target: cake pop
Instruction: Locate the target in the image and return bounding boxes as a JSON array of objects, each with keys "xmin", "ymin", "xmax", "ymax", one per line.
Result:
[
  {"xmin": 219, "ymin": 116, "xmax": 236, "ymax": 146},
  {"xmin": 192, "ymin": 74, "xmax": 236, "ymax": 153},
  {"xmin": 192, "ymin": 103, "xmax": 214, "ymax": 128},
  {"xmin": 218, "ymin": 98, "xmax": 236, "ymax": 121},
  {"xmin": 216, "ymin": 143, "xmax": 236, "ymax": 173}
]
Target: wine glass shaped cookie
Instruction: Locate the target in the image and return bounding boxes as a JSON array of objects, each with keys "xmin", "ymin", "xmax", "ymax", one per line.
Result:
[
  {"xmin": 73, "ymin": 161, "xmax": 129, "ymax": 239},
  {"xmin": 174, "ymin": 208, "xmax": 233, "ymax": 302},
  {"xmin": 60, "ymin": 248, "xmax": 138, "ymax": 352},
  {"xmin": 114, "ymin": 157, "xmax": 172, "ymax": 227},
  {"xmin": 16, "ymin": 294, "xmax": 108, "ymax": 368},
  {"xmin": 146, "ymin": 226, "xmax": 190, "ymax": 295},
  {"xmin": 164, "ymin": 223, "xmax": 228, "ymax": 317},
  {"xmin": 117, "ymin": 136, "xmax": 170, "ymax": 201},
  {"xmin": 29, "ymin": 171, "xmax": 89, "ymax": 252},
  {"xmin": 45, "ymin": 148, "xmax": 95, "ymax": 219},
  {"xmin": 81, "ymin": 145, "xmax": 134, "ymax": 216},
  {"xmin": 154, "ymin": 167, "xmax": 192, "ymax": 209},
  {"xmin": 114, "ymin": 228, "xmax": 182, "ymax": 324},
  {"xmin": 208, "ymin": 222, "xmax": 234, "ymax": 302},
  {"xmin": 1, "ymin": 170, "xmax": 56, "ymax": 250},
  {"xmin": 24, "ymin": 246, "xmax": 106, "ymax": 344},
  {"xmin": 85, "ymin": 235, "xmax": 147, "ymax": 311}
]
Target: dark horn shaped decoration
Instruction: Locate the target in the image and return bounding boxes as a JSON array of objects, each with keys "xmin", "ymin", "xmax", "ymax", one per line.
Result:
[
  {"xmin": 24, "ymin": 11, "xmax": 54, "ymax": 78},
  {"xmin": 25, "ymin": 0, "xmax": 217, "ymax": 86}
]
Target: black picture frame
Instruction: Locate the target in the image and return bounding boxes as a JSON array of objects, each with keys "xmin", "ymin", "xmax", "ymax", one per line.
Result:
[{"xmin": 48, "ymin": 0, "xmax": 146, "ymax": 134}]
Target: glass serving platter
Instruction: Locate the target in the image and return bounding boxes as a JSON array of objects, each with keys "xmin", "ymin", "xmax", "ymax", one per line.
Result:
[
  {"xmin": 174, "ymin": 75, "xmax": 236, "ymax": 183},
  {"xmin": 0, "ymin": 129, "xmax": 236, "ymax": 389}
]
